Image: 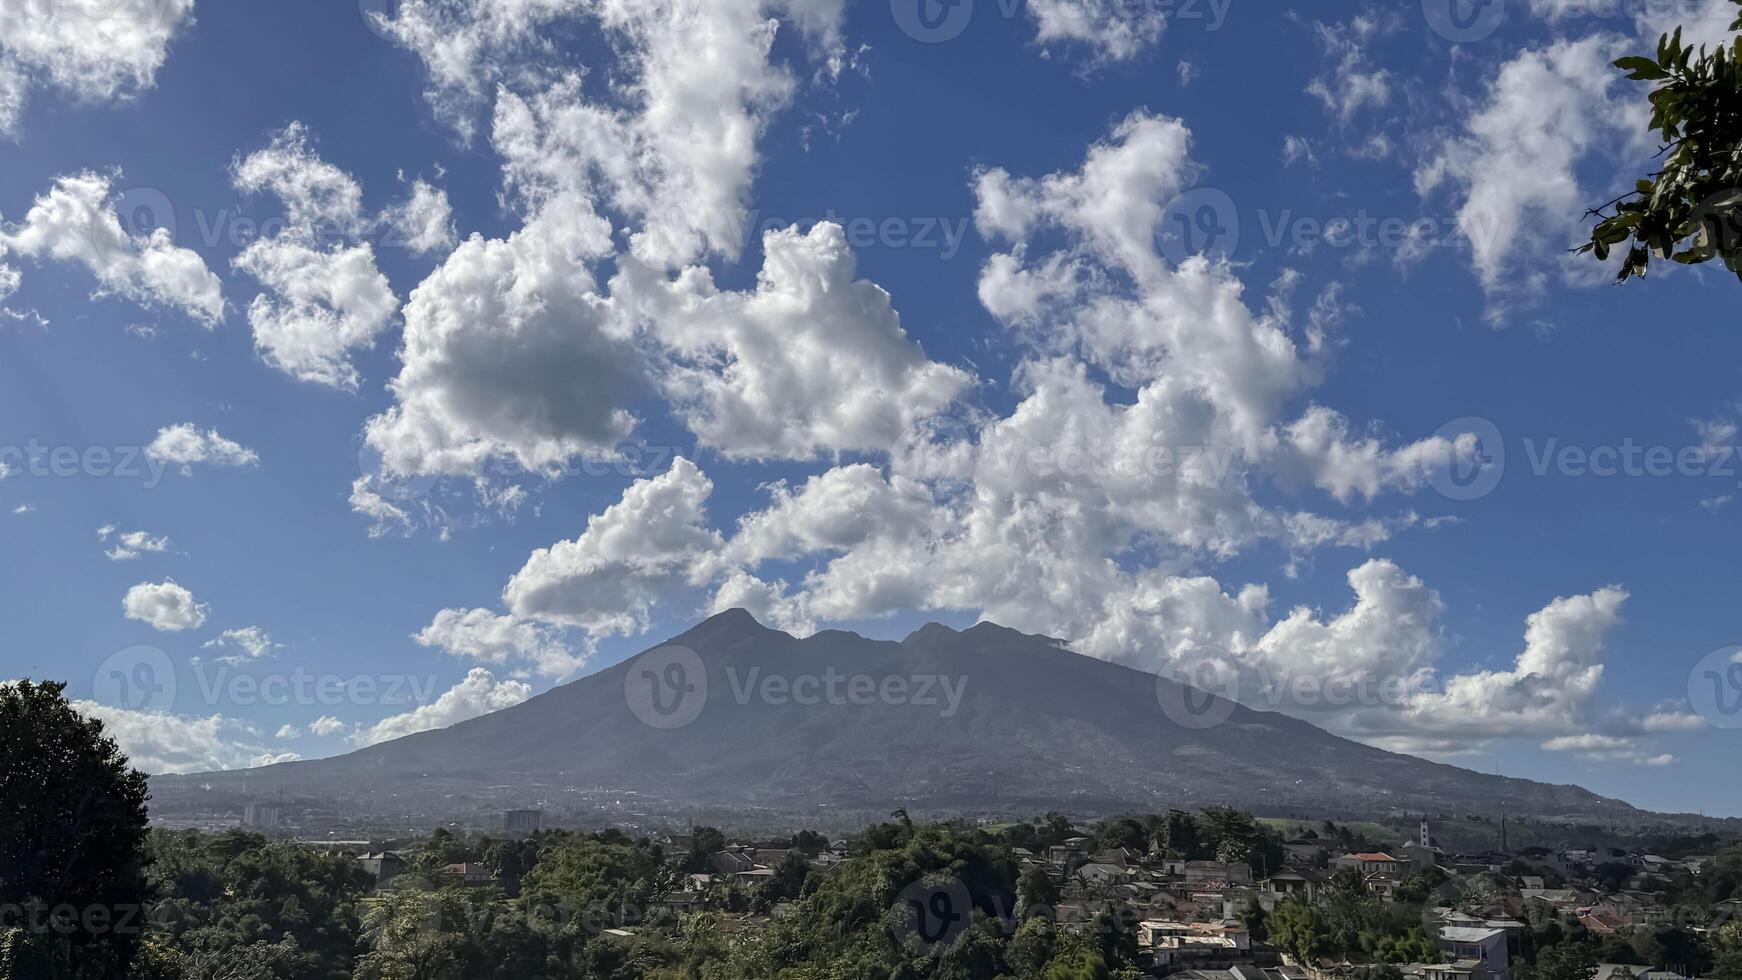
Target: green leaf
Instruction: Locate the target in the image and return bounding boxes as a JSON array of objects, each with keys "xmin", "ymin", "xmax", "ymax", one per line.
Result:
[{"xmin": 1615, "ymin": 56, "xmax": 1671, "ymax": 80}]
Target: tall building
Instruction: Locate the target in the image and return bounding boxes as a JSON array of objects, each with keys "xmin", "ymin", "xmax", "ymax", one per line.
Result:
[
  {"xmin": 504, "ymin": 809, "xmax": 544, "ymax": 835},
  {"xmin": 1419, "ymin": 819, "xmax": 1431, "ymax": 848},
  {"xmin": 241, "ymin": 803, "xmax": 281, "ymax": 831}
]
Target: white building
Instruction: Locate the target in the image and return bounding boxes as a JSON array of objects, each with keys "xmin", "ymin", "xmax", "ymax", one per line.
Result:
[{"xmin": 1439, "ymin": 926, "xmax": 1510, "ymax": 980}]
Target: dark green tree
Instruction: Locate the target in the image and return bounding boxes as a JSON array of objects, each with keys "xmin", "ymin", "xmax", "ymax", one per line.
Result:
[
  {"xmin": 1018, "ymin": 865, "xmax": 1061, "ymax": 919},
  {"xmin": 0, "ymin": 680, "xmax": 151, "ymax": 980},
  {"xmin": 1533, "ymin": 940, "xmax": 1600, "ymax": 980},
  {"xmin": 1579, "ymin": 3, "xmax": 1742, "ymax": 280}
]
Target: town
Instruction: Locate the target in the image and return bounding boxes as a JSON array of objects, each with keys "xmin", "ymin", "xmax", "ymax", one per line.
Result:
[{"xmin": 100, "ymin": 803, "xmax": 1742, "ymax": 980}]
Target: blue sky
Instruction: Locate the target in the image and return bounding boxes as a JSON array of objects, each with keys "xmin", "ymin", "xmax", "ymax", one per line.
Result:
[{"xmin": 3, "ymin": 0, "xmax": 1741, "ymax": 814}]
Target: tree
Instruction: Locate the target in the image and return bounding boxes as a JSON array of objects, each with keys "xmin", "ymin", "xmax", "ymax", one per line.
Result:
[
  {"xmin": 1270, "ymin": 898, "xmax": 1332, "ymax": 965},
  {"xmin": 143, "ymin": 830, "xmax": 369, "ymax": 980},
  {"xmin": 1534, "ymin": 941, "xmax": 1600, "ymax": 980},
  {"xmin": 1713, "ymin": 920, "xmax": 1742, "ymax": 980},
  {"xmin": 1240, "ymin": 896, "xmax": 1270, "ymax": 943},
  {"xmin": 1579, "ymin": 3, "xmax": 1742, "ymax": 281},
  {"xmin": 1018, "ymin": 865, "xmax": 1061, "ymax": 918},
  {"xmin": 353, "ymin": 888, "xmax": 469, "ymax": 980},
  {"xmin": 0, "ymin": 680, "xmax": 151, "ymax": 980},
  {"xmin": 762, "ymin": 852, "xmax": 808, "ymax": 904}
]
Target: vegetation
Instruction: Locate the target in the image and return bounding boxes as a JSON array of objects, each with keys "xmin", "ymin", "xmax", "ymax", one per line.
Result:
[
  {"xmin": 8, "ymin": 682, "xmax": 1742, "ymax": 979},
  {"xmin": 1580, "ymin": 0, "xmax": 1742, "ymax": 281},
  {"xmin": 0, "ymin": 680, "xmax": 151, "ymax": 980}
]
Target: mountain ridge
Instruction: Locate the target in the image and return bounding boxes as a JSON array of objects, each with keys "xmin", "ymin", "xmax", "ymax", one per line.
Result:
[{"xmin": 150, "ymin": 608, "xmax": 1652, "ymax": 826}]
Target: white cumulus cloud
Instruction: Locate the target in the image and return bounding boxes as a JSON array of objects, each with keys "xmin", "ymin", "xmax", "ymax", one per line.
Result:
[
  {"xmin": 0, "ymin": 172, "xmax": 223, "ymax": 324},
  {"xmin": 352, "ymin": 668, "xmax": 531, "ymax": 746},
  {"xmin": 98, "ymin": 525, "xmax": 171, "ymax": 560},
  {"xmin": 0, "ymin": 0, "xmax": 197, "ymax": 137},
  {"xmin": 146, "ymin": 424, "xmax": 259, "ymax": 472},
  {"xmin": 122, "ymin": 578, "xmax": 207, "ymax": 631},
  {"xmin": 202, "ymin": 626, "xmax": 277, "ymax": 661},
  {"xmin": 414, "ymin": 607, "xmax": 585, "ymax": 679}
]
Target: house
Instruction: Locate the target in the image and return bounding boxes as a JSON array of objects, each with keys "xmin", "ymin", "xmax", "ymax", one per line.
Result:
[
  {"xmin": 708, "ymin": 849, "xmax": 757, "ymax": 875},
  {"xmin": 1077, "ymin": 862, "xmax": 1131, "ymax": 888},
  {"xmin": 1365, "ymin": 871, "xmax": 1403, "ymax": 900},
  {"xmin": 1522, "ymin": 888, "xmax": 1586, "ymax": 911},
  {"xmin": 1595, "ymin": 964, "xmax": 1700, "ymax": 980},
  {"xmin": 754, "ymin": 848, "xmax": 798, "ymax": 867},
  {"xmin": 1189, "ymin": 879, "xmax": 1231, "ymax": 905},
  {"xmin": 1263, "ymin": 868, "xmax": 1327, "ymax": 903},
  {"xmin": 1147, "ymin": 935, "xmax": 1246, "ymax": 971},
  {"xmin": 357, "ymin": 851, "xmax": 404, "ymax": 887},
  {"xmin": 1141, "ymin": 922, "xmax": 1258, "ymax": 968},
  {"xmin": 1048, "ymin": 838, "xmax": 1091, "ymax": 867},
  {"xmin": 1579, "ymin": 911, "xmax": 1627, "ymax": 935},
  {"xmin": 1093, "ymin": 847, "xmax": 1144, "ymax": 868},
  {"xmin": 1138, "ymin": 920, "xmax": 1193, "ymax": 946},
  {"xmin": 443, "ymin": 863, "xmax": 495, "ymax": 886},
  {"xmin": 1281, "ymin": 838, "xmax": 1328, "ymax": 865},
  {"xmin": 1595, "ymin": 894, "xmax": 1643, "ymax": 919},
  {"xmin": 663, "ymin": 891, "xmax": 705, "ymax": 914},
  {"xmin": 1397, "ymin": 842, "xmax": 1446, "ymax": 871},
  {"xmin": 1172, "ymin": 968, "xmax": 1307, "ymax": 980},
  {"xmin": 1425, "ymin": 959, "xmax": 1496, "ymax": 980},
  {"xmin": 1333, "ymin": 852, "xmax": 1407, "ymax": 874},
  {"xmin": 1185, "ymin": 860, "xmax": 1252, "ymax": 884},
  {"xmin": 1438, "ymin": 926, "xmax": 1510, "ymax": 980}
]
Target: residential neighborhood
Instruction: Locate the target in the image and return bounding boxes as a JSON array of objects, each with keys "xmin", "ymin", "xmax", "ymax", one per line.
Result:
[{"xmin": 254, "ymin": 809, "xmax": 1742, "ymax": 980}]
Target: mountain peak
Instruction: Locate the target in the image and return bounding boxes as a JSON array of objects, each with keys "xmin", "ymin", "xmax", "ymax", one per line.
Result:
[
  {"xmin": 704, "ymin": 606, "xmax": 763, "ymax": 629},
  {"xmin": 677, "ymin": 607, "xmax": 776, "ymax": 647},
  {"xmin": 902, "ymin": 622, "xmax": 960, "ymax": 645}
]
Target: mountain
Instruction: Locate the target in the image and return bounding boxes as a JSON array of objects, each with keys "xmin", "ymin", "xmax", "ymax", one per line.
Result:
[{"xmin": 150, "ymin": 609, "xmax": 1643, "ymax": 825}]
